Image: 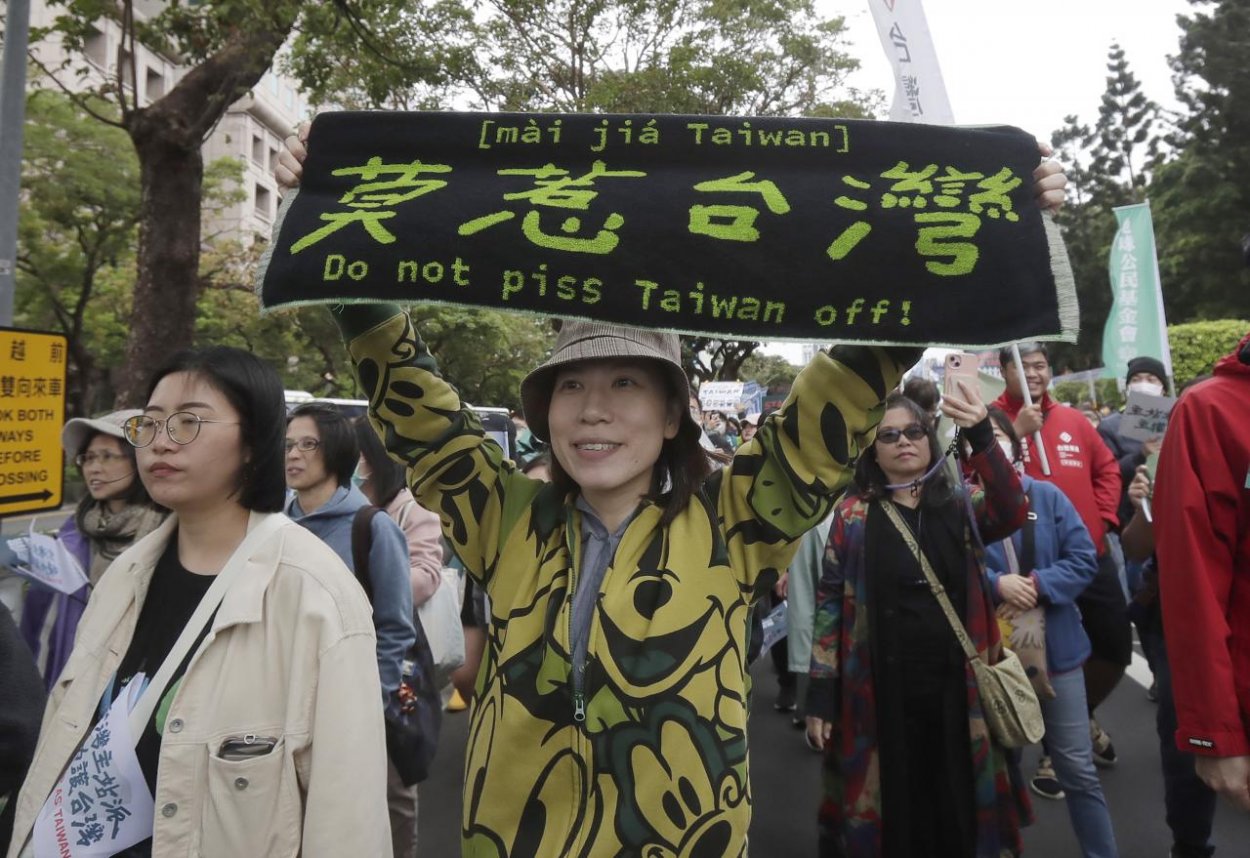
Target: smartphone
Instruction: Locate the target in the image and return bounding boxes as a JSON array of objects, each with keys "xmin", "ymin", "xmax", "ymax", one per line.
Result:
[
  {"xmin": 218, "ymin": 734, "xmax": 278, "ymax": 760},
  {"xmin": 943, "ymin": 352, "xmax": 981, "ymax": 397}
]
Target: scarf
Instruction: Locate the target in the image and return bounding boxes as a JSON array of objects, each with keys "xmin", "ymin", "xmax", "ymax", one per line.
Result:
[{"xmin": 76, "ymin": 502, "xmax": 167, "ymax": 585}]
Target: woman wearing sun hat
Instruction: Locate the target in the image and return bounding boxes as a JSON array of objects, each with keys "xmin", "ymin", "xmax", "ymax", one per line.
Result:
[{"xmin": 18, "ymin": 410, "xmax": 165, "ymax": 688}]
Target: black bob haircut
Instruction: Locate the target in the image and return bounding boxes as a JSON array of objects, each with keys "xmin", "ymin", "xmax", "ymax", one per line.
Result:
[
  {"xmin": 354, "ymin": 416, "xmax": 407, "ymax": 507},
  {"xmin": 144, "ymin": 346, "xmax": 286, "ymax": 512},
  {"xmin": 288, "ymin": 402, "xmax": 359, "ymax": 489}
]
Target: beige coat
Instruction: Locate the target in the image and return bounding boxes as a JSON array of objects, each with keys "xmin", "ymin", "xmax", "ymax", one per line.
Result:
[{"xmin": 7, "ymin": 513, "xmax": 391, "ymax": 858}]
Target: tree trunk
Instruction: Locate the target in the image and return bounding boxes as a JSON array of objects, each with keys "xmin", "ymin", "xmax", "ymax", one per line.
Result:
[
  {"xmin": 114, "ymin": 113, "xmax": 203, "ymax": 407},
  {"xmin": 109, "ymin": 14, "xmax": 299, "ymax": 407}
]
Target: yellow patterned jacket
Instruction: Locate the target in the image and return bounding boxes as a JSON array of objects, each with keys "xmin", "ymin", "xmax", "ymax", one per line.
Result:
[{"xmin": 348, "ymin": 312, "xmax": 909, "ymax": 857}]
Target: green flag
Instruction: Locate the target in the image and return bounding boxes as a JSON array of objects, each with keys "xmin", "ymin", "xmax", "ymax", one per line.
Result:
[{"xmin": 1103, "ymin": 202, "xmax": 1172, "ymax": 380}]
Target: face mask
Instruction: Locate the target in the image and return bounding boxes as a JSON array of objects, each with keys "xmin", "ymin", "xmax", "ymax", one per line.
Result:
[
  {"xmin": 351, "ymin": 466, "xmax": 367, "ymax": 488},
  {"xmin": 998, "ymin": 439, "xmax": 1016, "ymax": 463},
  {"xmin": 1127, "ymin": 380, "xmax": 1164, "ymax": 397}
]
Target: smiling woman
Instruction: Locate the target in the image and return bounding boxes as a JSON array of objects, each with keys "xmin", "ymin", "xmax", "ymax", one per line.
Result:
[
  {"xmin": 7, "ymin": 348, "xmax": 392, "ymax": 858},
  {"xmin": 330, "ymin": 301, "xmax": 912, "ymax": 857}
]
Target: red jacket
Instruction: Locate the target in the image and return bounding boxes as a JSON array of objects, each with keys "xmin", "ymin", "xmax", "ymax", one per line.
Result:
[
  {"xmin": 993, "ymin": 391, "xmax": 1121, "ymax": 553},
  {"xmin": 1155, "ymin": 331, "xmax": 1250, "ymax": 757}
]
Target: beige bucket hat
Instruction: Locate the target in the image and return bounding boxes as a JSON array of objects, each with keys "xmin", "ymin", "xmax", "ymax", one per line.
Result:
[
  {"xmin": 520, "ymin": 320, "xmax": 700, "ymax": 445},
  {"xmin": 61, "ymin": 409, "xmax": 143, "ymax": 455}
]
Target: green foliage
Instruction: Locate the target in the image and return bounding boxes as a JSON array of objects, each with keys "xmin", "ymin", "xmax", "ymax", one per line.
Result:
[
  {"xmin": 1051, "ymin": 379, "xmax": 1122, "ymax": 411},
  {"xmin": 411, "ymin": 307, "xmax": 554, "ymax": 409},
  {"xmin": 738, "ymin": 351, "xmax": 798, "ymax": 387},
  {"xmin": 1048, "ymin": 13, "xmax": 1247, "ymax": 371},
  {"xmin": 15, "ymin": 87, "xmax": 140, "ymax": 415},
  {"xmin": 1166, "ymin": 318, "xmax": 1250, "ymax": 386}
]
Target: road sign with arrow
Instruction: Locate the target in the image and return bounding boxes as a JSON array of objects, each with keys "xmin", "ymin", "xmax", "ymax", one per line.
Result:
[{"xmin": 0, "ymin": 326, "xmax": 66, "ymax": 516}]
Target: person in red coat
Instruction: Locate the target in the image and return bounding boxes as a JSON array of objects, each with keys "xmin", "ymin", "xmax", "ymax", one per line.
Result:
[
  {"xmin": 994, "ymin": 342, "xmax": 1127, "ymax": 783},
  {"xmin": 1155, "ymin": 331, "xmax": 1250, "ymax": 813}
]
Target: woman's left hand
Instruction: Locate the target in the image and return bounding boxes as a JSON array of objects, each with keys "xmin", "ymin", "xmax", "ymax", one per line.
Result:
[{"xmin": 939, "ymin": 379, "xmax": 988, "ymax": 429}]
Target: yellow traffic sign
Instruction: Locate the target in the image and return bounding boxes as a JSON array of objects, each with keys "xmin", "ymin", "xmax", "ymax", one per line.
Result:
[{"xmin": 0, "ymin": 327, "xmax": 67, "ymax": 515}]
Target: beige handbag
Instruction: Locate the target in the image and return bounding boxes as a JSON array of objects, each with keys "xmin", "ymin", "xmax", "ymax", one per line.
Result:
[{"xmin": 881, "ymin": 501, "xmax": 1045, "ymax": 749}]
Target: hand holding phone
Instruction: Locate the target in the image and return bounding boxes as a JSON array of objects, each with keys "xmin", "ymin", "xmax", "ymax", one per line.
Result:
[{"xmin": 943, "ymin": 352, "xmax": 980, "ymax": 398}]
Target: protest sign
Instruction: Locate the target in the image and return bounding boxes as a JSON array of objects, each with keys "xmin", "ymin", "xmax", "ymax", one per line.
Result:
[
  {"xmin": 1102, "ymin": 203, "xmax": 1172, "ymax": 381},
  {"xmin": 258, "ymin": 112, "xmax": 1078, "ymax": 348},
  {"xmin": 9, "ymin": 528, "xmax": 88, "ymax": 595},
  {"xmin": 1120, "ymin": 390, "xmax": 1175, "ymax": 442},
  {"xmin": 33, "ymin": 676, "xmax": 154, "ymax": 857},
  {"xmin": 698, "ymin": 381, "xmax": 745, "ymax": 412}
]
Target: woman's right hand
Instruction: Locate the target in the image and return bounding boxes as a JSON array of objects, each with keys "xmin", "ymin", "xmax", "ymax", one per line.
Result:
[
  {"xmin": 276, "ymin": 121, "xmax": 311, "ymax": 189},
  {"xmin": 1127, "ymin": 464, "xmax": 1152, "ymax": 510},
  {"xmin": 805, "ymin": 716, "xmax": 832, "ymax": 752},
  {"xmin": 998, "ymin": 573, "xmax": 1038, "ymax": 611}
]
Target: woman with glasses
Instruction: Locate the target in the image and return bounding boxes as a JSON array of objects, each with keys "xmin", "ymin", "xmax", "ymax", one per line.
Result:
[
  {"xmin": 18, "ymin": 411, "xmax": 165, "ymax": 690},
  {"xmin": 7, "ymin": 347, "xmax": 390, "ymax": 858},
  {"xmin": 806, "ymin": 383, "xmax": 1032, "ymax": 858}
]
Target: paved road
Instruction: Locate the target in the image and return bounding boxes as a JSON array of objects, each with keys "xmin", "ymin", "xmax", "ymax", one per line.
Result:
[{"xmin": 418, "ymin": 652, "xmax": 1250, "ymax": 856}]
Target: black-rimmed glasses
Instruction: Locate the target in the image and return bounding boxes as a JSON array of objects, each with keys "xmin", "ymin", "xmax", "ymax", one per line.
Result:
[
  {"xmin": 284, "ymin": 438, "xmax": 321, "ymax": 454},
  {"xmin": 123, "ymin": 412, "xmax": 238, "ymax": 447},
  {"xmin": 876, "ymin": 424, "xmax": 927, "ymax": 445}
]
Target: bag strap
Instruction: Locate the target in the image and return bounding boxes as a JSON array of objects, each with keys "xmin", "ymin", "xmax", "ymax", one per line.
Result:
[
  {"xmin": 352, "ymin": 505, "xmax": 380, "ymax": 601},
  {"xmin": 1020, "ymin": 487, "xmax": 1037, "ymax": 573},
  {"xmin": 879, "ymin": 500, "xmax": 980, "ymax": 663},
  {"xmin": 128, "ymin": 513, "xmax": 288, "ymax": 738},
  {"xmin": 1000, "ymin": 485, "xmax": 1035, "ymax": 576}
]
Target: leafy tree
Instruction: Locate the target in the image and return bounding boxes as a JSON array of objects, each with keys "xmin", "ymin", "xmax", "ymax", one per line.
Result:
[
  {"xmin": 31, "ymin": 0, "xmax": 433, "ymax": 405},
  {"xmin": 1089, "ymin": 42, "xmax": 1162, "ymax": 196},
  {"xmin": 738, "ymin": 350, "xmax": 798, "ymax": 386},
  {"xmin": 1167, "ymin": 318, "xmax": 1250, "ymax": 385},
  {"xmin": 1046, "ymin": 43, "xmax": 1163, "ymax": 372},
  {"xmin": 412, "ymin": 307, "xmax": 553, "ymax": 409},
  {"xmin": 1149, "ymin": 0, "xmax": 1250, "ymax": 322},
  {"xmin": 15, "ymin": 87, "xmax": 139, "ymax": 416}
]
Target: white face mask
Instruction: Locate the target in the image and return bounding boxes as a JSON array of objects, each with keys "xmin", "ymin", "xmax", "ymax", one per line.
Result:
[
  {"xmin": 998, "ymin": 439, "xmax": 1017, "ymax": 463},
  {"xmin": 1127, "ymin": 380, "xmax": 1165, "ymax": 397}
]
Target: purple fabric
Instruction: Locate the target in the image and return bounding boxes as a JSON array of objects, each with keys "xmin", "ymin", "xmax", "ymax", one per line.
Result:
[{"xmin": 18, "ymin": 515, "xmax": 90, "ymax": 690}]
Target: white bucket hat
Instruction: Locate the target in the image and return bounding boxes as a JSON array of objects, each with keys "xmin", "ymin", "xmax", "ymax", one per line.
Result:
[{"xmin": 61, "ymin": 409, "xmax": 143, "ymax": 455}]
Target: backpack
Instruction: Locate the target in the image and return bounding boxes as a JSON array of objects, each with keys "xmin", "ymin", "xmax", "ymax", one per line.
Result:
[{"xmin": 352, "ymin": 506, "xmax": 443, "ymax": 786}]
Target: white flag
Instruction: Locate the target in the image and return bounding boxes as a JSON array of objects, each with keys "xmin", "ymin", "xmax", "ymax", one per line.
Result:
[{"xmin": 868, "ymin": 0, "xmax": 954, "ymax": 125}]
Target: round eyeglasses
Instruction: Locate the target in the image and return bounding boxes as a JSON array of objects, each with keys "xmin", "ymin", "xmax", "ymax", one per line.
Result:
[
  {"xmin": 876, "ymin": 424, "xmax": 927, "ymax": 445},
  {"xmin": 123, "ymin": 412, "xmax": 238, "ymax": 447},
  {"xmin": 284, "ymin": 438, "xmax": 321, "ymax": 453},
  {"xmin": 74, "ymin": 450, "xmax": 129, "ymax": 467}
]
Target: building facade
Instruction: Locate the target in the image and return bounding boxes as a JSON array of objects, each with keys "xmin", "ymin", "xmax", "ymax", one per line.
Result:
[{"xmin": 26, "ymin": 0, "xmax": 308, "ymax": 242}]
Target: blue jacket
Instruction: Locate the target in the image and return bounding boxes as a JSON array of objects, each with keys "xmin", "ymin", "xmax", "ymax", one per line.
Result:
[
  {"xmin": 984, "ymin": 476, "xmax": 1097, "ymax": 674},
  {"xmin": 286, "ymin": 485, "xmax": 416, "ymax": 708}
]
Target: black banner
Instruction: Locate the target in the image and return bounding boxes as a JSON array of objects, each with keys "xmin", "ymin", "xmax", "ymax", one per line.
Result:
[{"xmin": 258, "ymin": 111, "xmax": 1077, "ymax": 346}]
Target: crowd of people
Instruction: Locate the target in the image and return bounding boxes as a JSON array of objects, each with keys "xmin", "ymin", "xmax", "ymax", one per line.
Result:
[{"xmin": 0, "ymin": 123, "xmax": 1246, "ymax": 858}]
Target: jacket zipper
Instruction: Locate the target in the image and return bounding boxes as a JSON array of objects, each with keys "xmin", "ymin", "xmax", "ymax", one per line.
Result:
[{"xmin": 565, "ymin": 521, "xmax": 586, "ymax": 723}]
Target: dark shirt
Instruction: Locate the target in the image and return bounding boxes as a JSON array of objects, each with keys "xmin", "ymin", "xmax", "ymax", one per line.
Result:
[
  {"xmin": 884, "ymin": 502, "xmax": 965, "ymax": 696},
  {"xmin": 107, "ymin": 536, "xmax": 214, "ymax": 857}
]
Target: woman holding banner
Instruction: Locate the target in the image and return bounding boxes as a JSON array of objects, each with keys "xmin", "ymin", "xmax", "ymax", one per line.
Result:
[
  {"xmin": 277, "ymin": 129, "xmax": 1065, "ymax": 856},
  {"xmin": 7, "ymin": 347, "xmax": 390, "ymax": 858},
  {"xmin": 18, "ymin": 411, "xmax": 165, "ymax": 689}
]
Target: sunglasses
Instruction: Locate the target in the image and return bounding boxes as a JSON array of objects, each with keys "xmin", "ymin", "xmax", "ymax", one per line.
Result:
[{"xmin": 876, "ymin": 424, "xmax": 927, "ymax": 445}]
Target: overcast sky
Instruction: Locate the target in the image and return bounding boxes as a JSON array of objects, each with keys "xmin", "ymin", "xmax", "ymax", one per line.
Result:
[
  {"xmin": 827, "ymin": 0, "xmax": 1192, "ymax": 141},
  {"xmin": 761, "ymin": 0, "xmax": 1193, "ymax": 364}
]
